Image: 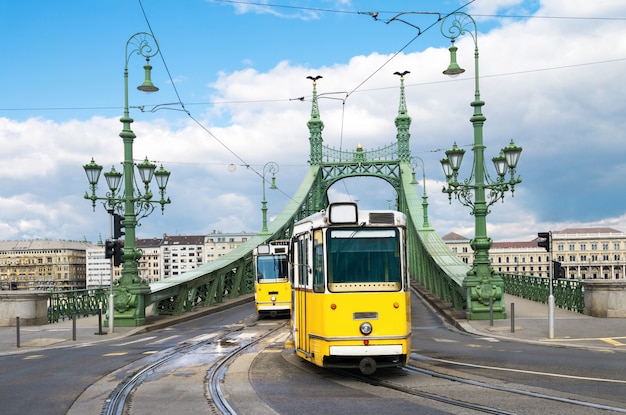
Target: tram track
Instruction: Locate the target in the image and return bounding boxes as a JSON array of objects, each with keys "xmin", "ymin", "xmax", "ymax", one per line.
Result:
[
  {"xmin": 331, "ymin": 356, "xmax": 626, "ymax": 414},
  {"xmin": 102, "ymin": 320, "xmax": 287, "ymax": 415}
]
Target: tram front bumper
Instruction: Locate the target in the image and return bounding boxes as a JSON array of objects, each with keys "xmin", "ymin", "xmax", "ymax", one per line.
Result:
[{"xmin": 329, "ymin": 344, "xmax": 403, "ymax": 356}]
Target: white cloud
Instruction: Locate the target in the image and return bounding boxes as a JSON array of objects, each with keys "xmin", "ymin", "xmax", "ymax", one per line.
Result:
[{"xmin": 1, "ymin": 1, "xmax": 625, "ymax": 243}]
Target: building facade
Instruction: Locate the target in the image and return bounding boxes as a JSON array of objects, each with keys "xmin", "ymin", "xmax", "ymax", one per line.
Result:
[
  {"xmin": 204, "ymin": 231, "xmax": 253, "ymax": 262},
  {"xmin": 92, "ymin": 231, "xmax": 254, "ymax": 283},
  {"xmin": 161, "ymin": 235, "xmax": 206, "ymax": 279},
  {"xmin": 3, "ymin": 231, "xmax": 258, "ymax": 290},
  {"xmin": 0, "ymin": 240, "xmax": 93, "ymax": 291},
  {"xmin": 136, "ymin": 238, "xmax": 163, "ymax": 283},
  {"xmin": 443, "ymin": 227, "xmax": 626, "ymax": 280},
  {"xmin": 86, "ymin": 241, "xmax": 112, "ymax": 288}
]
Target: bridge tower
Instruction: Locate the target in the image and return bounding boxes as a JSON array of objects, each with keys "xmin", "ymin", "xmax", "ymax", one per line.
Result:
[
  {"xmin": 303, "ymin": 74, "xmax": 505, "ymax": 320},
  {"xmin": 304, "ymin": 74, "xmax": 411, "ymax": 214},
  {"xmin": 139, "ymin": 74, "xmax": 504, "ymax": 323}
]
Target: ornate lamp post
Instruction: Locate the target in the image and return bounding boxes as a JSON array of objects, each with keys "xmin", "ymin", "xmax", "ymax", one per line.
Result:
[
  {"xmin": 83, "ymin": 32, "xmax": 171, "ymax": 327},
  {"xmin": 261, "ymin": 162, "xmax": 279, "ymax": 233},
  {"xmin": 438, "ymin": 12, "xmax": 522, "ymax": 319}
]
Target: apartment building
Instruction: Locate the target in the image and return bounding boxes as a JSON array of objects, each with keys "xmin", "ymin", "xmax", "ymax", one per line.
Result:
[
  {"xmin": 86, "ymin": 240, "xmax": 112, "ymax": 288},
  {"xmin": 137, "ymin": 238, "xmax": 163, "ymax": 283},
  {"xmin": 161, "ymin": 235, "xmax": 206, "ymax": 279},
  {"xmin": 0, "ymin": 239, "xmax": 93, "ymax": 291},
  {"xmin": 443, "ymin": 227, "xmax": 626, "ymax": 279},
  {"xmin": 204, "ymin": 231, "xmax": 254, "ymax": 262},
  {"xmin": 4, "ymin": 231, "xmax": 261, "ymax": 289}
]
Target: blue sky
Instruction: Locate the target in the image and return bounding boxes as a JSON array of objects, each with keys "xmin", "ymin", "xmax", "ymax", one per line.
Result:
[{"xmin": 1, "ymin": 0, "xmax": 625, "ymax": 243}]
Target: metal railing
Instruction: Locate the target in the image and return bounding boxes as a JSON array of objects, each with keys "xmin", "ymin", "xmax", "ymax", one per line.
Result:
[
  {"xmin": 48, "ymin": 287, "xmax": 109, "ymax": 323},
  {"xmin": 502, "ymin": 273, "xmax": 584, "ymax": 313}
]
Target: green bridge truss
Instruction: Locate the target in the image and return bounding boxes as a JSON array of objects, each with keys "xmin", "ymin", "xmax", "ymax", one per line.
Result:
[{"xmin": 142, "ymin": 75, "xmax": 496, "ymax": 322}]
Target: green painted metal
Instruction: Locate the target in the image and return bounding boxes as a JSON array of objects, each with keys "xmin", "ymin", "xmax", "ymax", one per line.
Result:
[
  {"xmin": 146, "ymin": 166, "xmax": 319, "ymax": 315},
  {"xmin": 79, "ymin": 64, "xmax": 507, "ymax": 323},
  {"xmin": 137, "ymin": 70, "xmax": 477, "ymax": 320},
  {"xmin": 502, "ymin": 273, "xmax": 584, "ymax": 313},
  {"xmin": 437, "ymin": 13, "xmax": 523, "ymax": 320},
  {"xmin": 48, "ymin": 288, "xmax": 108, "ymax": 323},
  {"xmin": 400, "ymin": 162, "xmax": 468, "ymax": 309},
  {"xmin": 83, "ymin": 32, "xmax": 171, "ymax": 327}
]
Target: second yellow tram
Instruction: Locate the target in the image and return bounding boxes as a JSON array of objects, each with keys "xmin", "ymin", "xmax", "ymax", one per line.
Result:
[
  {"xmin": 253, "ymin": 240, "xmax": 291, "ymax": 318},
  {"xmin": 290, "ymin": 202, "xmax": 411, "ymax": 374}
]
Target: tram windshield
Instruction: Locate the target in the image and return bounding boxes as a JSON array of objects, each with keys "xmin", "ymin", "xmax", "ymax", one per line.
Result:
[
  {"xmin": 326, "ymin": 228, "xmax": 402, "ymax": 292},
  {"xmin": 256, "ymin": 255, "xmax": 289, "ymax": 282}
]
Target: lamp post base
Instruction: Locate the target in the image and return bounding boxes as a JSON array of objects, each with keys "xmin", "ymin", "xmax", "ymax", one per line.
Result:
[
  {"xmin": 104, "ymin": 283, "xmax": 151, "ymax": 327},
  {"xmin": 464, "ymin": 275, "xmax": 507, "ymax": 320}
]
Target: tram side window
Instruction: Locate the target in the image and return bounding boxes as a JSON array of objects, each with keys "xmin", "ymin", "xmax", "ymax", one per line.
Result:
[
  {"xmin": 298, "ymin": 237, "xmax": 309, "ymax": 287},
  {"xmin": 313, "ymin": 230, "xmax": 325, "ymax": 292}
]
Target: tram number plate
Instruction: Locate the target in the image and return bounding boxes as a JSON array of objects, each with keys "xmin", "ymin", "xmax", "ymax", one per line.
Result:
[{"xmin": 353, "ymin": 312, "xmax": 378, "ymax": 320}]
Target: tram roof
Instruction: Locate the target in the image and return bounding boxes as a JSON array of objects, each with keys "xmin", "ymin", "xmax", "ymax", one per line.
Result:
[{"xmin": 294, "ymin": 204, "xmax": 406, "ymax": 234}]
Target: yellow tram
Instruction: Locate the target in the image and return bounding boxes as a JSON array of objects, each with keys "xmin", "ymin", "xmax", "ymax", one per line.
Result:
[
  {"xmin": 290, "ymin": 202, "xmax": 411, "ymax": 374},
  {"xmin": 253, "ymin": 240, "xmax": 291, "ymax": 318}
]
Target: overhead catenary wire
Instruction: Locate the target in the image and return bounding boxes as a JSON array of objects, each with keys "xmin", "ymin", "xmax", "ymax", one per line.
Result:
[{"xmin": 137, "ymin": 0, "xmax": 286, "ymax": 199}]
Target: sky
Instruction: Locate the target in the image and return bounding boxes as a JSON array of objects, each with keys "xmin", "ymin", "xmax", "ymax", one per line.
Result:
[{"xmin": 1, "ymin": 0, "xmax": 625, "ymax": 244}]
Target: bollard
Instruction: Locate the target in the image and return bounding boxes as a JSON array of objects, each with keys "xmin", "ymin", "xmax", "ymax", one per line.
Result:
[
  {"xmin": 16, "ymin": 316, "xmax": 20, "ymax": 348},
  {"xmin": 489, "ymin": 297, "xmax": 494, "ymax": 326},
  {"xmin": 510, "ymin": 303, "xmax": 515, "ymax": 333},
  {"xmin": 72, "ymin": 313, "xmax": 77, "ymax": 341},
  {"xmin": 95, "ymin": 308, "xmax": 106, "ymax": 335}
]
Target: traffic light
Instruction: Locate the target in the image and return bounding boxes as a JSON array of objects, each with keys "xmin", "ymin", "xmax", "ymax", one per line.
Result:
[
  {"xmin": 113, "ymin": 213, "xmax": 125, "ymax": 239},
  {"xmin": 104, "ymin": 239, "xmax": 115, "ymax": 259},
  {"xmin": 537, "ymin": 232, "xmax": 551, "ymax": 252},
  {"xmin": 113, "ymin": 240, "xmax": 124, "ymax": 267},
  {"xmin": 552, "ymin": 261, "xmax": 564, "ymax": 279}
]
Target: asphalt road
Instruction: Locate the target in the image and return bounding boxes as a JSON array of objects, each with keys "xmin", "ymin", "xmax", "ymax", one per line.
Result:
[
  {"xmin": 2, "ymin": 295, "xmax": 625, "ymax": 414},
  {"xmin": 0, "ymin": 304, "xmax": 254, "ymax": 415}
]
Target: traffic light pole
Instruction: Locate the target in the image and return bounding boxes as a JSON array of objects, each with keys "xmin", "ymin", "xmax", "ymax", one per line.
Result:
[
  {"xmin": 108, "ymin": 211, "xmax": 115, "ymax": 334},
  {"xmin": 547, "ymin": 233, "xmax": 554, "ymax": 339},
  {"xmin": 538, "ymin": 231, "xmax": 555, "ymax": 338}
]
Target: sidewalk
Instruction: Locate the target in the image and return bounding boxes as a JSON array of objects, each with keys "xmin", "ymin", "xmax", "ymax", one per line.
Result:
[
  {"xmin": 0, "ymin": 294, "xmax": 254, "ymax": 356},
  {"xmin": 0, "ymin": 293, "xmax": 624, "ymax": 355},
  {"xmin": 433, "ymin": 293, "xmax": 626, "ymax": 351}
]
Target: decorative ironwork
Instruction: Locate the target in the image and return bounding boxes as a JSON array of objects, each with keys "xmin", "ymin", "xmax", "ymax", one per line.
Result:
[
  {"xmin": 502, "ymin": 273, "xmax": 584, "ymax": 313},
  {"xmin": 321, "ymin": 142, "xmax": 398, "ymax": 163},
  {"xmin": 48, "ymin": 288, "xmax": 109, "ymax": 323}
]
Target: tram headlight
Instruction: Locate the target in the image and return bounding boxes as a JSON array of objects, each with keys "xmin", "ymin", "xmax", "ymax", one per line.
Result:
[
  {"xmin": 270, "ymin": 296, "xmax": 276, "ymax": 302},
  {"xmin": 360, "ymin": 322, "xmax": 373, "ymax": 336}
]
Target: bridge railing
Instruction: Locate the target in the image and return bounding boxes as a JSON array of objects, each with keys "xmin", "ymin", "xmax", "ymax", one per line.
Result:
[
  {"xmin": 48, "ymin": 287, "xmax": 109, "ymax": 323},
  {"xmin": 502, "ymin": 273, "xmax": 584, "ymax": 313},
  {"xmin": 146, "ymin": 167, "xmax": 320, "ymax": 316},
  {"xmin": 400, "ymin": 163, "xmax": 469, "ymax": 311}
]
